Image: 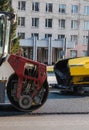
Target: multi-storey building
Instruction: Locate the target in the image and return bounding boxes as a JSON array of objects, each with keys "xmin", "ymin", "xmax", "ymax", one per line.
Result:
[{"xmin": 11, "ymin": 0, "xmax": 89, "ymax": 64}]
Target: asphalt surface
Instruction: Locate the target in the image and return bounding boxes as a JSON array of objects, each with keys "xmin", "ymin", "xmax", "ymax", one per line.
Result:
[
  {"xmin": 0, "ymin": 73, "xmax": 89, "ymax": 130},
  {"xmin": 0, "ymin": 72, "xmax": 88, "ymax": 115},
  {"xmin": 0, "ymin": 114, "xmax": 89, "ymax": 130}
]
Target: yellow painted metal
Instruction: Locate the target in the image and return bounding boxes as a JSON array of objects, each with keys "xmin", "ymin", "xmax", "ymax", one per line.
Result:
[
  {"xmin": 69, "ymin": 57, "xmax": 89, "ymax": 76},
  {"xmin": 72, "ymin": 76, "xmax": 89, "ymax": 84}
]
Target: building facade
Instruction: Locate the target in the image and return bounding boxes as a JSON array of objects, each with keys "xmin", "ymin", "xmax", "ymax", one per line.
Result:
[{"xmin": 11, "ymin": 0, "xmax": 89, "ymax": 64}]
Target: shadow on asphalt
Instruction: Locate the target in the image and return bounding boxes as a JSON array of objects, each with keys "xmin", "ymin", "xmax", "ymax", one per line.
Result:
[
  {"xmin": 0, "ymin": 105, "xmax": 28, "ymax": 116},
  {"xmin": 48, "ymin": 91, "xmax": 89, "ymax": 99}
]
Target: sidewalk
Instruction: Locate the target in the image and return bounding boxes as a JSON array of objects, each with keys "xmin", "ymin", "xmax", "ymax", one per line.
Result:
[{"xmin": 47, "ymin": 72, "xmax": 57, "ymax": 84}]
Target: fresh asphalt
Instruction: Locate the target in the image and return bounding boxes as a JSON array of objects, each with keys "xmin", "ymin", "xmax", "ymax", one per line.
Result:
[
  {"xmin": 0, "ymin": 73, "xmax": 89, "ymax": 130},
  {"xmin": 0, "ymin": 72, "xmax": 89, "ymax": 115}
]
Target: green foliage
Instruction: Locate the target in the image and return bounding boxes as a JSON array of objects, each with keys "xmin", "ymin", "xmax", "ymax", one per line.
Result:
[
  {"xmin": 0, "ymin": 0, "xmax": 10, "ymax": 11},
  {"xmin": 10, "ymin": 35, "xmax": 22, "ymax": 54},
  {"xmin": 9, "ymin": 4, "xmax": 21, "ymax": 53},
  {"xmin": 11, "ymin": 42, "xmax": 21, "ymax": 54}
]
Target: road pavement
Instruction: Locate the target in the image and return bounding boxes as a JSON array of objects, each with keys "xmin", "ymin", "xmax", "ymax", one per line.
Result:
[
  {"xmin": 33, "ymin": 73, "xmax": 89, "ymax": 114},
  {"xmin": 0, "ymin": 72, "xmax": 89, "ymax": 114},
  {"xmin": 0, "ymin": 114, "xmax": 89, "ymax": 130},
  {"xmin": 0, "ymin": 73, "xmax": 89, "ymax": 130}
]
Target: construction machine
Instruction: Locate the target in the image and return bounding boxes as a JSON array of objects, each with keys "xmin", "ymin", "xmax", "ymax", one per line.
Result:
[
  {"xmin": 54, "ymin": 57, "xmax": 89, "ymax": 94},
  {"xmin": 0, "ymin": 12, "xmax": 49, "ymax": 112}
]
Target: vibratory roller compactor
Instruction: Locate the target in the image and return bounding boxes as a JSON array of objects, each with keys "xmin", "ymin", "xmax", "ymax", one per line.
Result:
[{"xmin": 0, "ymin": 12, "xmax": 49, "ymax": 112}]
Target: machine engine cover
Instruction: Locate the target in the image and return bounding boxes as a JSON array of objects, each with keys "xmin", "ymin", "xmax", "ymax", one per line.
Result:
[{"xmin": 54, "ymin": 57, "xmax": 89, "ymax": 86}]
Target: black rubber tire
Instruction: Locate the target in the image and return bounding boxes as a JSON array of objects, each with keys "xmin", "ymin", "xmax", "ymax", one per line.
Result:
[{"xmin": 73, "ymin": 86, "xmax": 84, "ymax": 95}]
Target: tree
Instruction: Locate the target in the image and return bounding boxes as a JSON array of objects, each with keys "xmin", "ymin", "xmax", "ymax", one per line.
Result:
[
  {"xmin": 9, "ymin": 3, "xmax": 22, "ymax": 54},
  {"xmin": 10, "ymin": 35, "xmax": 22, "ymax": 54},
  {"xmin": 0, "ymin": 0, "xmax": 10, "ymax": 11}
]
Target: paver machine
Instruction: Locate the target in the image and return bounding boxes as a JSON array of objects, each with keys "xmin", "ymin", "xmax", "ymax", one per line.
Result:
[
  {"xmin": 54, "ymin": 57, "xmax": 89, "ymax": 94},
  {"xmin": 0, "ymin": 12, "xmax": 49, "ymax": 112}
]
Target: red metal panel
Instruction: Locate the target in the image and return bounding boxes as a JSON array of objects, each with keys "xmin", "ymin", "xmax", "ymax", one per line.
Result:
[{"xmin": 8, "ymin": 54, "xmax": 47, "ymax": 98}]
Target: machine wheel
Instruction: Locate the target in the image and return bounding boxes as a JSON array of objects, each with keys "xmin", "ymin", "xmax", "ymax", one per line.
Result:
[
  {"xmin": 19, "ymin": 95, "xmax": 32, "ymax": 109},
  {"xmin": 7, "ymin": 74, "xmax": 49, "ymax": 112},
  {"xmin": 73, "ymin": 86, "xmax": 85, "ymax": 95}
]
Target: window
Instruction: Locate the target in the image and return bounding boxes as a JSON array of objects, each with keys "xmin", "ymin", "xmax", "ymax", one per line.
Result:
[
  {"xmin": 84, "ymin": 6, "xmax": 89, "ymax": 15},
  {"xmin": 71, "ymin": 5, "xmax": 78, "ymax": 14},
  {"xmin": 82, "ymin": 51, "xmax": 87, "ymax": 56},
  {"xmin": 58, "ymin": 35, "xmax": 65, "ymax": 40},
  {"xmin": 59, "ymin": 19, "xmax": 65, "ymax": 29},
  {"xmin": 45, "ymin": 34, "xmax": 52, "ymax": 38},
  {"xmin": 18, "ymin": 32, "xmax": 25, "ymax": 39},
  {"xmin": 46, "ymin": 3, "xmax": 53, "ymax": 12},
  {"xmin": 83, "ymin": 36, "xmax": 88, "ymax": 45},
  {"xmin": 45, "ymin": 19, "xmax": 52, "ymax": 28},
  {"xmin": 84, "ymin": 21, "xmax": 89, "ymax": 30},
  {"xmin": 70, "ymin": 50, "xmax": 77, "ymax": 58},
  {"xmin": 31, "ymin": 33, "xmax": 39, "ymax": 39},
  {"xmin": 59, "ymin": 4, "xmax": 66, "ymax": 13},
  {"xmin": 71, "ymin": 20, "xmax": 78, "ymax": 29},
  {"xmin": 18, "ymin": 17, "xmax": 25, "ymax": 26},
  {"xmin": 18, "ymin": 1, "xmax": 26, "ymax": 10},
  {"xmin": 71, "ymin": 35, "xmax": 78, "ymax": 44},
  {"xmin": 32, "ymin": 2, "xmax": 39, "ymax": 11},
  {"xmin": 32, "ymin": 18, "xmax": 39, "ymax": 27}
]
